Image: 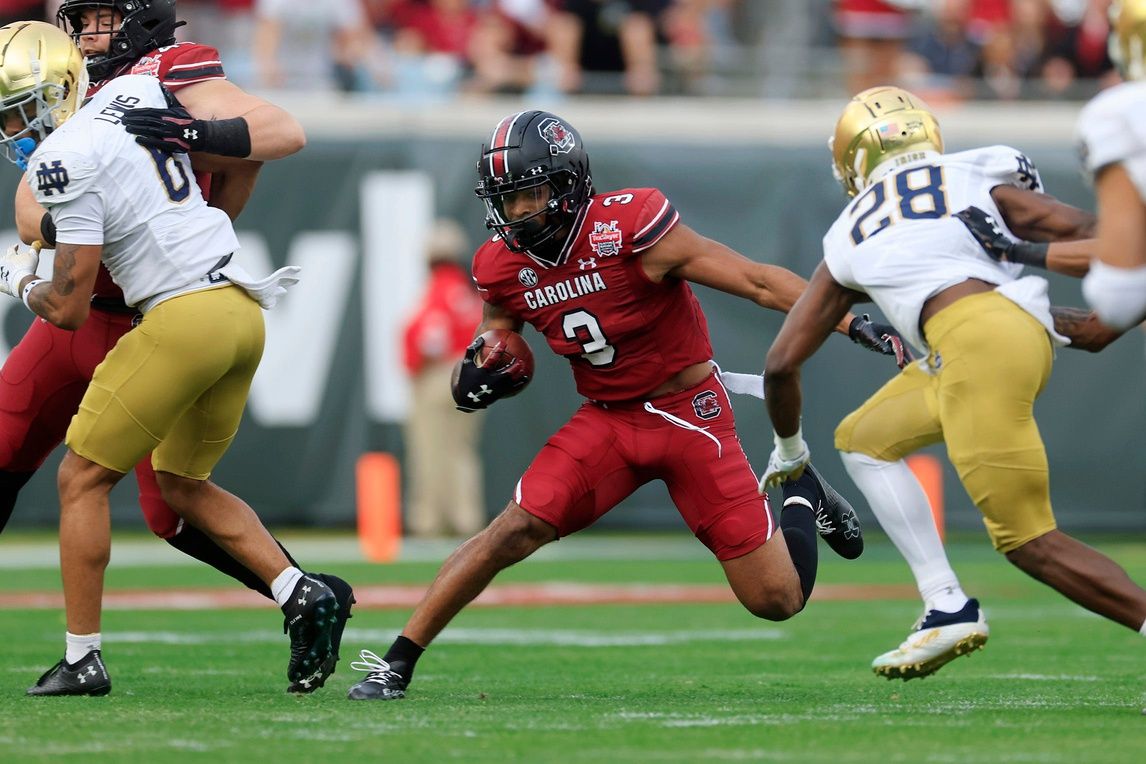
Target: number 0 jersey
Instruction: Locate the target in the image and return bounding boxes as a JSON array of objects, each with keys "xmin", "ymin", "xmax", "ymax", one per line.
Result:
[
  {"xmin": 472, "ymin": 188, "xmax": 714, "ymax": 402},
  {"xmin": 1076, "ymin": 80, "xmax": 1146, "ymax": 197},
  {"xmin": 28, "ymin": 75, "xmax": 239, "ymax": 312},
  {"xmin": 822, "ymin": 145, "xmax": 1067, "ymax": 355}
]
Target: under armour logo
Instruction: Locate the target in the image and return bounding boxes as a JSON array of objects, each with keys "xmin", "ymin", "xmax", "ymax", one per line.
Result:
[
  {"xmin": 467, "ymin": 385, "xmax": 492, "ymax": 403},
  {"xmin": 78, "ymin": 665, "xmax": 97, "ymax": 683},
  {"xmin": 35, "ymin": 160, "xmax": 70, "ymax": 196},
  {"xmin": 578, "ymin": 257, "xmax": 596, "ymax": 270},
  {"xmin": 183, "ymin": 128, "xmax": 199, "ymax": 141},
  {"xmin": 298, "ymin": 584, "xmax": 312, "ymax": 605}
]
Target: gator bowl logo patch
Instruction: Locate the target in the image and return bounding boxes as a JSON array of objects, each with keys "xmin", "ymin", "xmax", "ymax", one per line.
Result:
[{"xmin": 588, "ymin": 220, "xmax": 622, "ymax": 257}]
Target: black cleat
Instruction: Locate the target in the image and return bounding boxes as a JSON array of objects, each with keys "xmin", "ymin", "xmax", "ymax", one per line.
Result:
[
  {"xmin": 346, "ymin": 650, "xmax": 409, "ymax": 701},
  {"xmin": 282, "ymin": 574, "xmax": 338, "ymax": 683},
  {"xmin": 27, "ymin": 650, "xmax": 111, "ymax": 697},
  {"xmin": 288, "ymin": 573, "xmax": 356, "ymax": 693},
  {"xmin": 795, "ymin": 463, "xmax": 864, "ymax": 560}
]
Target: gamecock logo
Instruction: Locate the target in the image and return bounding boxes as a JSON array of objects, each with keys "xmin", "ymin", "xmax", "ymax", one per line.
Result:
[
  {"xmin": 518, "ymin": 268, "xmax": 539, "ymax": 287},
  {"xmin": 692, "ymin": 391, "xmax": 721, "ymax": 420},
  {"xmin": 538, "ymin": 118, "xmax": 575, "ymax": 155}
]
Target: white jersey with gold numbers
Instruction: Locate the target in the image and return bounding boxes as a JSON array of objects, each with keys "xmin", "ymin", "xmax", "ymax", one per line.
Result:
[
  {"xmin": 822, "ymin": 145, "xmax": 1068, "ymax": 355},
  {"xmin": 26, "ymin": 74, "xmax": 239, "ymax": 312},
  {"xmin": 1076, "ymin": 81, "xmax": 1146, "ymax": 197}
]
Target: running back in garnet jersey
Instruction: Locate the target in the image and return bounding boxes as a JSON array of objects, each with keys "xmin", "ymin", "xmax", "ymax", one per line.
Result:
[
  {"xmin": 85, "ymin": 42, "xmax": 226, "ymax": 98},
  {"xmin": 471, "ymin": 187, "xmax": 714, "ymax": 402}
]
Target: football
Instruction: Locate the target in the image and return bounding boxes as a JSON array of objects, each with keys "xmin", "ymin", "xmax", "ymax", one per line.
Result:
[{"xmin": 476, "ymin": 328, "xmax": 535, "ymax": 395}]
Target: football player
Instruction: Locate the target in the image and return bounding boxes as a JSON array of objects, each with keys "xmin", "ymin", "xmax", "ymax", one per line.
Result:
[
  {"xmin": 0, "ymin": 21, "xmax": 344, "ymax": 697},
  {"xmin": 346, "ymin": 109, "xmax": 911, "ymax": 701},
  {"xmin": 0, "ymin": 1, "xmax": 353, "ymax": 693},
  {"xmin": 759, "ymin": 85, "xmax": 1146, "ymax": 682},
  {"xmin": 1080, "ymin": 0, "xmax": 1146, "ymax": 329}
]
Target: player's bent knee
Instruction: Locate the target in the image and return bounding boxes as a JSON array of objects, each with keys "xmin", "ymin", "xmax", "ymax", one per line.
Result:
[
  {"xmin": 741, "ymin": 589, "xmax": 804, "ymax": 621},
  {"xmin": 481, "ymin": 502, "xmax": 556, "ymax": 565},
  {"xmin": 154, "ymin": 472, "xmax": 206, "ymax": 516},
  {"xmin": 1004, "ymin": 530, "xmax": 1058, "ymax": 576}
]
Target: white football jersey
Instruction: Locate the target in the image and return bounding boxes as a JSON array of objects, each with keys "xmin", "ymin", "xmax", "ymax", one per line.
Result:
[
  {"xmin": 27, "ymin": 75, "xmax": 239, "ymax": 311},
  {"xmin": 1076, "ymin": 80, "xmax": 1146, "ymax": 198},
  {"xmin": 822, "ymin": 145, "xmax": 1067, "ymax": 356}
]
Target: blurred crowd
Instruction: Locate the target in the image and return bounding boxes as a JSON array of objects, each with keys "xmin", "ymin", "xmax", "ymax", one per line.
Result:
[{"xmin": 7, "ymin": 0, "xmax": 1123, "ymax": 100}]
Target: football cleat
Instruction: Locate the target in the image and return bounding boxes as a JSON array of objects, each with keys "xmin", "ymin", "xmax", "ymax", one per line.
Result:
[
  {"xmin": 288, "ymin": 573, "xmax": 356, "ymax": 693},
  {"xmin": 872, "ymin": 598, "xmax": 989, "ymax": 681},
  {"xmin": 26, "ymin": 649, "xmax": 111, "ymax": 697},
  {"xmin": 282, "ymin": 574, "xmax": 339, "ymax": 683},
  {"xmin": 789, "ymin": 463, "xmax": 864, "ymax": 560},
  {"xmin": 346, "ymin": 650, "xmax": 409, "ymax": 701}
]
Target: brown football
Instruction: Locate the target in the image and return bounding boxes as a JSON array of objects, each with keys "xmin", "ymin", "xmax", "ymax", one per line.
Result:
[{"xmin": 476, "ymin": 328, "xmax": 535, "ymax": 396}]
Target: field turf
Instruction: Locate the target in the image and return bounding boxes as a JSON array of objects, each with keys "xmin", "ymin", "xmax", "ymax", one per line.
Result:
[{"xmin": 0, "ymin": 531, "xmax": 1143, "ymax": 762}]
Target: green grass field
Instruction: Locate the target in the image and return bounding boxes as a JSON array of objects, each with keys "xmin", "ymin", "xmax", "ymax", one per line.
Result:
[{"xmin": 1, "ymin": 531, "xmax": 1144, "ymax": 762}]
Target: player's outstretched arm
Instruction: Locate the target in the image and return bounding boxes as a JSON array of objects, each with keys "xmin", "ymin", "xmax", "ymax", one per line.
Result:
[
  {"xmin": 990, "ymin": 184, "xmax": 1096, "ymax": 243},
  {"xmin": 955, "ymin": 205, "xmax": 1094, "ymax": 277},
  {"xmin": 641, "ymin": 222, "xmax": 853, "ymax": 334},
  {"xmin": 1050, "ymin": 306, "xmax": 1126, "ymax": 353},
  {"xmin": 124, "ymin": 80, "xmax": 305, "ymax": 162},
  {"xmin": 14, "ymin": 179, "xmax": 50, "ymax": 246}
]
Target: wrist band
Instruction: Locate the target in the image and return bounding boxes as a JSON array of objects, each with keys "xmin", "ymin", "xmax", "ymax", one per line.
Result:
[
  {"xmin": 1010, "ymin": 241, "xmax": 1049, "ymax": 268},
  {"xmin": 21, "ymin": 277, "xmax": 45, "ymax": 311},
  {"xmin": 203, "ymin": 117, "xmax": 252, "ymax": 158}
]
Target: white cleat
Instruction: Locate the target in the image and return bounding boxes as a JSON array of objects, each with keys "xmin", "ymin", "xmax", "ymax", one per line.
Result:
[{"xmin": 872, "ymin": 598, "xmax": 989, "ymax": 681}]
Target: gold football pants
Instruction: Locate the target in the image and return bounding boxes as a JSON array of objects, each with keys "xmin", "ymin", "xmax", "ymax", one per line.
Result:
[
  {"xmin": 67, "ymin": 285, "xmax": 265, "ymax": 480},
  {"xmin": 835, "ymin": 291, "xmax": 1056, "ymax": 552}
]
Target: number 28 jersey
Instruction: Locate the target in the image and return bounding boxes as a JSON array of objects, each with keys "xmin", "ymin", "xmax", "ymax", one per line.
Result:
[
  {"xmin": 822, "ymin": 145, "xmax": 1065, "ymax": 355},
  {"xmin": 471, "ymin": 188, "xmax": 713, "ymax": 402}
]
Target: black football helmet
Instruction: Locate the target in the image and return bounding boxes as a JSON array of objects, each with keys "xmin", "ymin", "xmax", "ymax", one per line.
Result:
[
  {"xmin": 475, "ymin": 110, "xmax": 593, "ymax": 256},
  {"xmin": 56, "ymin": 0, "xmax": 183, "ymax": 82}
]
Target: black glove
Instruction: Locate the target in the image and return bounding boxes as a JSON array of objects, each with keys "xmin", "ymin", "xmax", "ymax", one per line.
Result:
[
  {"xmin": 122, "ymin": 106, "xmax": 252, "ymax": 157},
  {"xmin": 450, "ymin": 335, "xmax": 531, "ymax": 412},
  {"xmin": 954, "ymin": 206, "xmax": 1048, "ymax": 268},
  {"xmin": 849, "ymin": 314, "xmax": 913, "ymax": 369}
]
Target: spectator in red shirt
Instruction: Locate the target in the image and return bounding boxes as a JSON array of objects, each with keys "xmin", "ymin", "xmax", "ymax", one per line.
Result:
[
  {"xmin": 401, "ymin": 220, "xmax": 487, "ymax": 538},
  {"xmin": 834, "ymin": 0, "xmax": 920, "ymax": 93}
]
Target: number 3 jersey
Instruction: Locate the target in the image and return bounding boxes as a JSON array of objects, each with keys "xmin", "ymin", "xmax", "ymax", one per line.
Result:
[
  {"xmin": 471, "ymin": 188, "xmax": 714, "ymax": 402},
  {"xmin": 821, "ymin": 145, "xmax": 1067, "ymax": 356},
  {"xmin": 28, "ymin": 75, "xmax": 239, "ymax": 312}
]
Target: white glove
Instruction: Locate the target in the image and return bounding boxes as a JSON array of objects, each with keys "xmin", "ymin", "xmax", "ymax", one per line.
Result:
[
  {"xmin": 758, "ymin": 432, "xmax": 811, "ymax": 493},
  {"xmin": 0, "ymin": 241, "xmax": 41, "ymax": 298}
]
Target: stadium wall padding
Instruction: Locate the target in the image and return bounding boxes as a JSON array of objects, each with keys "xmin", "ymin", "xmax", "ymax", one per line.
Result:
[{"xmin": 2, "ymin": 135, "xmax": 1142, "ymax": 533}]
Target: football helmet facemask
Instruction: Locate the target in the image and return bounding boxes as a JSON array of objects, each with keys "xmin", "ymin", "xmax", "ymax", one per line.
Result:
[
  {"xmin": 55, "ymin": 0, "xmax": 182, "ymax": 82},
  {"xmin": 1109, "ymin": 0, "xmax": 1146, "ymax": 81},
  {"xmin": 831, "ymin": 86, "xmax": 943, "ymax": 198},
  {"xmin": 475, "ymin": 110, "xmax": 593, "ymax": 257},
  {"xmin": 0, "ymin": 21, "xmax": 88, "ymax": 169}
]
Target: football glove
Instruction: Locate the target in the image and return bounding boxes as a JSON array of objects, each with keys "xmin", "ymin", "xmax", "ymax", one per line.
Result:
[
  {"xmin": 451, "ymin": 335, "xmax": 531, "ymax": 413},
  {"xmin": 759, "ymin": 436, "xmax": 811, "ymax": 492},
  {"xmin": 849, "ymin": 314, "xmax": 913, "ymax": 369},
  {"xmin": 122, "ymin": 107, "xmax": 252, "ymax": 157},
  {"xmin": 954, "ymin": 205, "xmax": 1048, "ymax": 268},
  {"xmin": 0, "ymin": 241, "xmax": 41, "ymax": 298}
]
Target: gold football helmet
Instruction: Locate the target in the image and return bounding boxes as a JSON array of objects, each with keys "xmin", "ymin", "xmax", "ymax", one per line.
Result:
[
  {"xmin": 0, "ymin": 20, "xmax": 87, "ymax": 168},
  {"xmin": 830, "ymin": 86, "xmax": 943, "ymax": 197},
  {"xmin": 1110, "ymin": 0, "xmax": 1146, "ymax": 81}
]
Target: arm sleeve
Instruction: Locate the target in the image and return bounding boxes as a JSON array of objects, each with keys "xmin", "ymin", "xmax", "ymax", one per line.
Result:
[{"xmin": 160, "ymin": 44, "xmax": 227, "ymax": 90}]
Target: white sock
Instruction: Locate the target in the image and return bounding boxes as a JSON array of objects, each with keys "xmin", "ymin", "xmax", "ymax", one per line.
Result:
[
  {"xmin": 66, "ymin": 632, "xmax": 101, "ymax": 665},
  {"xmin": 840, "ymin": 452, "xmax": 968, "ymax": 613},
  {"xmin": 271, "ymin": 567, "xmax": 305, "ymax": 608},
  {"xmin": 1139, "ymin": 618, "xmax": 1146, "ymax": 637}
]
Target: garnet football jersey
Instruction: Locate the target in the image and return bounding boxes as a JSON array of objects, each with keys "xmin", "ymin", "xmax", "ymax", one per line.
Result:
[
  {"xmin": 471, "ymin": 188, "xmax": 714, "ymax": 402},
  {"xmin": 82, "ymin": 43, "xmax": 226, "ymax": 300}
]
